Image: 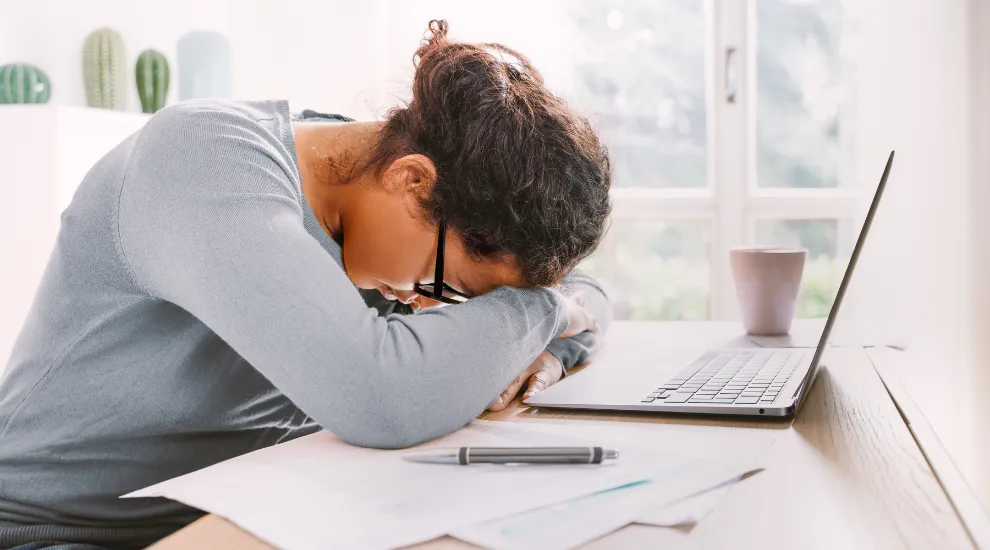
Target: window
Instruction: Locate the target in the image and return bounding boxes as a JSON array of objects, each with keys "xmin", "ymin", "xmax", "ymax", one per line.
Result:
[
  {"xmin": 569, "ymin": 1, "xmax": 709, "ymax": 190},
  {"xmin": 755, "ymin": 0, "xmax": 858, "ymax": 190},
  {"xmin": 567, "ymin": 0, "xmax": 860, "ymax": 321},
  {"xmin": 600, "ymin": 220, "xmax": 712, "ymax": 321}
]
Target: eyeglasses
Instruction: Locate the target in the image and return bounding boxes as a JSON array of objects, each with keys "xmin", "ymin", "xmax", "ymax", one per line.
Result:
[{"xmin": 413, "ymin": 220, "xmax": 472, "ymax": 305}]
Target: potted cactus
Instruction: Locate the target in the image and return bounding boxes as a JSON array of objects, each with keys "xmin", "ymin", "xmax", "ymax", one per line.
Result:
[
  {"xmin": 136, "ymin": 49, "xmax": 170, "ymax": 114},
  {"xmin": 0, "ymin": 63, "xmax": 51, "ymax": 104},
  {"xmin": 83, "ymin": 28, "xmax": 126, "ymax": 110}
]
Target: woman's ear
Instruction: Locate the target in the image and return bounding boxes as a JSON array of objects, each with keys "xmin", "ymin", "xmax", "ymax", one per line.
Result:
[{"xmin": 383, "ymin": 154, "xmax": 437, "ymax": 196}]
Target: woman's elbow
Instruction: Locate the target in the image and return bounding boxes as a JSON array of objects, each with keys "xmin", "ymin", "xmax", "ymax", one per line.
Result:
[
  {"xmin": 327, "ymin": 406, "xmax": 454, "ymax": 450},
  {"xmin": 333, "ymin": 425, "xmax": 445, "ymax": 450}
]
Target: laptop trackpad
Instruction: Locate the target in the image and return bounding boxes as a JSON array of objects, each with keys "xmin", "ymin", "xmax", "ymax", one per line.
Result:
[{"xmin": 524, "ymin": 347, "xmax": 704, "ymax": 407}]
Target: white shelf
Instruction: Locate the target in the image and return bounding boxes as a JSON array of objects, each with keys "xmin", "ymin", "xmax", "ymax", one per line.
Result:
[{"xmin": 0, "ymin": 106, "xmax": 150, "ymax": 369}]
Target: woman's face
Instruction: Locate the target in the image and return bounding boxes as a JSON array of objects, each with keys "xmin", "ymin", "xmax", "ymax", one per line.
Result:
[{"xmin": 342, "ymin": 158, "xmax": 526, "ymax": 308}]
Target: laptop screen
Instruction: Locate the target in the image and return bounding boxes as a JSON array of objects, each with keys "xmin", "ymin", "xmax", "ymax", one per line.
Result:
[{"xmin": 792, "ymin": 151, "xmax": 896, "ymax": 404}]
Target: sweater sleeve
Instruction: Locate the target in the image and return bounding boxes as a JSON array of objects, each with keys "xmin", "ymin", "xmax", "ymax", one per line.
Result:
[
  {"xmin": 116, "ymin": 103, "xmax": 567, "ymax": 449},
  {"xmin": 545, "ymin": 269, "xmax": 612, "ymax": 374},
  {"xmin": 359, "ymin": 288, "xmax": 416, "ymax": 316},
  {"xmin": 357, "ymin": 267, "xmax": 610, "ymax": 375}
]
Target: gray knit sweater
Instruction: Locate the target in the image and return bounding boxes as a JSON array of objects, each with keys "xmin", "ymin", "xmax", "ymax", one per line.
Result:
[{"xmin": 0, "ymin": 100, "xmax": 610, "ymax": 549}]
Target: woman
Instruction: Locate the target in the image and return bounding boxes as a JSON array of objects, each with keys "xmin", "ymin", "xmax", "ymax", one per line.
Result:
[{"xmin": 0, "ymin": 20, "xmax": 612, "ymax": 550}]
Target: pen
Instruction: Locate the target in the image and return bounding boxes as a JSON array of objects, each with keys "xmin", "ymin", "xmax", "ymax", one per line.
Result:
[{"xmin": 402, "ymin": 446, "xmax": 620, "ymax": 465}]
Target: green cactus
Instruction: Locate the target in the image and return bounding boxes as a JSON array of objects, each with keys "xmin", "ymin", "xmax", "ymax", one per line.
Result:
[
  {"xmin": 136, "ymin": 49, "xmax": 169, "ymax": 114},
  {"xmin": 0, "ymin": 64, "xmax": 51, "ymax": 104},
  {"xmin": 83, "ymin": 28, "xmax": 126, "ymax": 110}
]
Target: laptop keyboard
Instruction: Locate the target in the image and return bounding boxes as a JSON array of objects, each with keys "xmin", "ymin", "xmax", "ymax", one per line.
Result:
[{"xmin": 641, "ymin": 349, "xmax": 806, "ymax": 406}]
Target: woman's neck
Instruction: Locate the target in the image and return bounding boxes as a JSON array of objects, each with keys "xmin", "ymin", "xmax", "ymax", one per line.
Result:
[{"xmin": 292, "ymin": 120, "xmax": 384, "ymax": 240}]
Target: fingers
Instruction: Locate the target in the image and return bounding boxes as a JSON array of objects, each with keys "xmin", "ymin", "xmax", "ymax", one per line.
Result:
[
  {"xmin": 489, "ymin": 353, "xmax": 563, "ymax": 411},
  {"xmin": 412, "ymin": 296, "xmax": 444, "ymax": 310},
  {"xmin": 523, "ymin": 353, "xmax": 563, "ymax": 400},
  {"xmin": 522, "ymin": 369, "xmax": 552, "ymax": 400},
  {"xmin": 488, "ymin": 374, "xmax": 526, "ymax": 412},
  {"xmin": 573, "ymin": 292, "xmax": 598, "ymax": 334},
  {"xmin": 585, "ymin": 307, "xmax": 599, "ymax": 333},
  {"xmin": 559, "ymin": 298, "xmax": 599, "ymax": 338}
]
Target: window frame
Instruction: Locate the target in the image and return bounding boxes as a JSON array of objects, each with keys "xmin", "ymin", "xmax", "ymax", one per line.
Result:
[{"xmin": 600, "ymin": 0, "xmax": 862, "ymax": 321}]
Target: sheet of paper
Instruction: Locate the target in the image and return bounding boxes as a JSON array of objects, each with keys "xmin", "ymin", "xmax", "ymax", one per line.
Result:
[
  {"xmin": 449, "ymin": 420, "xmax": 776, "ymax": 550},
  {"xmin": 629, "ymin": 420, "xmax": 777, "ymax": 528},
  {"xmin": 638, "ymin": 482, "xmax": 736, "ymax": 527},
  {"xmin": 126, "ymin": 421, "xmax": 679, "ymax": 550},
  {"xmin": 496, "ymin": 418, "xmax": 782, "ymax": 466},
  {"xmin": 451, "ymin": 461, "xmax": 754, "ymax": 550}
]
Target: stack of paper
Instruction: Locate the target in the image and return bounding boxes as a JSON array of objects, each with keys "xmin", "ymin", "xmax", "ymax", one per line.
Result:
[
  {"xmin": 450, "ymin": 420, "xmax": 778, "ymax": 549},
  {"xmin": 638, "ymin": 481, "xmax": 742, "ymax": 527},
  {"xmin": 127, "ymin": 420, "xmax": 779, "ymax": 550}
]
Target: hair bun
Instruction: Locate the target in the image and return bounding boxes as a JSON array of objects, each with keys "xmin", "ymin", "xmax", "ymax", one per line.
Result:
[{"xmin": 415, "ymin": 19, "xmax": 450, "ymax": 65}]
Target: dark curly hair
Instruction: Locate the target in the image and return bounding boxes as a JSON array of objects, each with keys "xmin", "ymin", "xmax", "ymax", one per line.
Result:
[{"xmin": 365, "ymin": 20, "xmax": 612, "ymax": 287}]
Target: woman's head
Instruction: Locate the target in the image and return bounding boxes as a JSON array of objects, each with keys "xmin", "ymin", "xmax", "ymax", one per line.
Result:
[{"xmin": 340, "ymin": 20, "xmax": 611, "ymax": 304}]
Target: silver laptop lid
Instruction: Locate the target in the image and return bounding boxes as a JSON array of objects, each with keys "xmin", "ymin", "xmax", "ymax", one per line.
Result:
[{"xmin": 791, "ymin": 151, "xmax": 896, "ymax": 408}]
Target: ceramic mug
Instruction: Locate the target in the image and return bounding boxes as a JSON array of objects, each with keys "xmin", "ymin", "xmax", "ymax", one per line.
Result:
[{"xmin": 730, "ymin": 247, "xmax": 806, "ymax": 335}]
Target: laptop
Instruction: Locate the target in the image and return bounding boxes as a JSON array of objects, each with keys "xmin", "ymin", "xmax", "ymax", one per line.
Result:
[{"xmin": 526, "ymin": 151, "xmax": 895, "ymax": 417}]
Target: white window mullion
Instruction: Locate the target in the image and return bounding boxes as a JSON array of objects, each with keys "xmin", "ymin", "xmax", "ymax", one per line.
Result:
[
  {"xmin": 747, "ymin": 188, "xmax": 859, "ymax": 220},
  {"xmin": 610, "ymin": 190, "xmax": 714, "ymax": 221},
  {"xmin": 711, "ymin": 0, "xmax": 750, "ymax": 321}
]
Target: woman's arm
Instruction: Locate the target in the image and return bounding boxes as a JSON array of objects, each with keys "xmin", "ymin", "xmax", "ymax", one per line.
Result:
[
  {"xmin": 360, "ymin": 269, "xmax": 609, "ymax": 374},
  {"xmin": 362, "ymin": 268, "xmax": 609, "ymax": 374},
  {"xmin": 117, "ymin": 103, "xmax": 568, "ymax": 449}
]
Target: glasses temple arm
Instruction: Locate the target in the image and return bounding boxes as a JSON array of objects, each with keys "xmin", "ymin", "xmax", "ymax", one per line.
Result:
[{"xmin": 433, "ymin": 220, "xmax": 446, "ymax": 299}]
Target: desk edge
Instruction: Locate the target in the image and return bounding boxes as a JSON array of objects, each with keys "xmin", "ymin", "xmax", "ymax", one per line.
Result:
[{"xmin": 871, "ymin": 349, "xmax": 990, "ymax": 550}]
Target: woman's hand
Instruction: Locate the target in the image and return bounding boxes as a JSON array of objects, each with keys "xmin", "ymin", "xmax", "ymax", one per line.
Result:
[
  {"xmin": 486, "ymin": 292, "xmax": 596, "ymax": 411},
  {"xmin": 559, "ymin": 291, "xmax": 599, "ymax": 338},
  {"xmin": 488, "ymin": 351, "xmax": 563, "ymax": 412},
  {"xmin": 409, "ymin": 295, "xmax": 444, "ymax": 310}
]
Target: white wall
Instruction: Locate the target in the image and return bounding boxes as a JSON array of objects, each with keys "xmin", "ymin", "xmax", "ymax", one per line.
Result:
[
  {"xmin": 0, "ymin": 106, "xmax": 148, "ymax": 371},
  {"xmin": 0, "ymin": 0, "xmax": 576, "ymax": 120},
  {"xmin": 0, "ymin": 0, "xmax": 399, "ymax": 120},
  {"xmin": 850, "ymin": 0, "xmax": 981, "ymax": 501},
  {"xmin": 227, "ymin": 0, "xmax": 394, "ymax": 119},
  {"xmin": 0, "ymin": 0, "xmax": 230, "ymax": 111},
  {"xmin": 968, "ymin": 0, "xmax": 990, "ymax": 507}
]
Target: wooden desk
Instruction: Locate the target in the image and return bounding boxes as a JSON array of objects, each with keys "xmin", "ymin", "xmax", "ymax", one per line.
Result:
[{"xmin": 151, "ymin": 322, "xmax": 983, "ymax": 550}]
